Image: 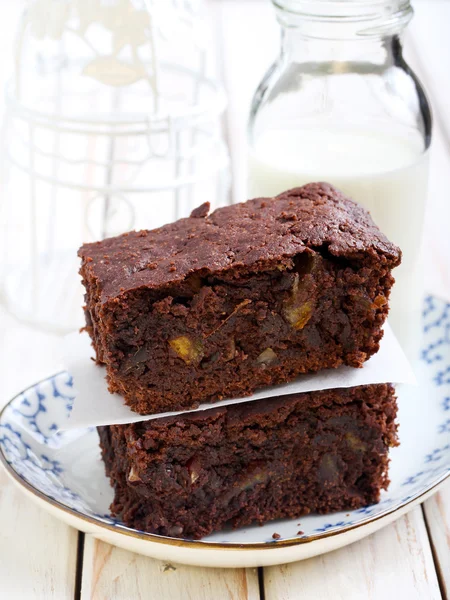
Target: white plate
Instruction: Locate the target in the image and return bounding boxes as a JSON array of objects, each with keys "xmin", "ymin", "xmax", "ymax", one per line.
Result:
[{"xmin": 1, "ymin": 295, "xmax": 450, "ymax": 568}]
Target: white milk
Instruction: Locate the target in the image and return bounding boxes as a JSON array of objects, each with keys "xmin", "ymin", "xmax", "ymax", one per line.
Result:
[{"xmin": 248, "ymin": 128, "xmax": 430, "ymax": 354}]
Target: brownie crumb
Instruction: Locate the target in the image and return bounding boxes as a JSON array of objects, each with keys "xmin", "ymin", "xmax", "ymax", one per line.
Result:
[
  {"xmin": 272, "ymin": 533, "xmax": 281, "ymax": 540},
  {"xmin": 190, "ymin": 201, "xmax": 210, "ymax": 218},
  {"xmin": 297, "ymin": 531, "xmax": 304, "ymax": 536}
]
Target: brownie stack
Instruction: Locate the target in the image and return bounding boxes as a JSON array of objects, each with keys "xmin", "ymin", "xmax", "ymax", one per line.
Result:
[{"xmin": 79, "ymin": 183, "xmax": 401, "ymax": 539}]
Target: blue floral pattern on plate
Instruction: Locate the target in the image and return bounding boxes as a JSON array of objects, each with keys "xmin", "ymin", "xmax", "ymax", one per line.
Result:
[{"xmin": 1, "ymin": 296, "xmax": 450, "ymax": 545}]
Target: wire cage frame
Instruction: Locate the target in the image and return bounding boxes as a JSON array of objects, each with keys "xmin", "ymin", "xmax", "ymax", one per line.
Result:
[{"xmin": 0, "ymin": 0, "xmax": 230, "ymax": 332}]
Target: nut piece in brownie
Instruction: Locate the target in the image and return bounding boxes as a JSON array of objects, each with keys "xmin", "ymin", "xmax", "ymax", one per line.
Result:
[
  {"xmin": 98, "ymin": 384, "xmax": 398, "ymax": 539},
  {"xmin": 80, "ymin": 182, "xmax": 401, "ymax": 415}
]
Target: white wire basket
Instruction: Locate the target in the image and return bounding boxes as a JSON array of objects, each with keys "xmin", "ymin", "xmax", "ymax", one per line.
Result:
[{"xmin": 0, "ymin": 0, "xmax": 229, "ymax": 332}]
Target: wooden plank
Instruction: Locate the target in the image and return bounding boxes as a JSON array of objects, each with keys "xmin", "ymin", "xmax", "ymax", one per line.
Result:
[
  {"xmin": 423, "ymin": 480, "xmax": 450, "ymax": 599},
  {"xmin": 80, "ymin": 537, "xmax": 260, "ymax": 600},
  {"xmin": 264, "ymin": 507, "xmax": 442, "ymax": 600},
  {"xmin": 0, "ymin": 310, "xmax": 80, "ymax": 599},
  {"xmin": 0, "ymin": 466, "xmax": 78, "ymax": 599}
]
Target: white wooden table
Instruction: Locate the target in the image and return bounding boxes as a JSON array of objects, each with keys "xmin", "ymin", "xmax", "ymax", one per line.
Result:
[{"xmin": 1, "ymin": 1, "xmax": 450, "ymax": 598}]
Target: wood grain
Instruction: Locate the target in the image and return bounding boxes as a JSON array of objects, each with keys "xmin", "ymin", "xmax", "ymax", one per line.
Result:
[
  {"xmin": 424, "ymin": 480, "xmax": 450, "ymax": 599},
  {"xmin": 264, "ymin": 507, "xmax": 442, "ymax": 600},
  {"xmin": 0, "ymin": 308, "xmax": 79, "ymax": 599},
  {"xmin": 0, "ymin": 467, "xmax": 78, "ymax": 599},
  {"xmin": 80, "ymin": 537, "xmax": 260, "ymax": 600}
]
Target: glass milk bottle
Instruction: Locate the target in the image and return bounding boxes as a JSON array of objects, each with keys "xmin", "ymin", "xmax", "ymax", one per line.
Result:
[{"xmin": 247, "ymin": 0, "xmax": 431, "ymax": 356}]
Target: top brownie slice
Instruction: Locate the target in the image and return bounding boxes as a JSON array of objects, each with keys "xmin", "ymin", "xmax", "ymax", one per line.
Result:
[{"xmin": 79, "ymin": 183, "xmax": 401, "ymax": 415}]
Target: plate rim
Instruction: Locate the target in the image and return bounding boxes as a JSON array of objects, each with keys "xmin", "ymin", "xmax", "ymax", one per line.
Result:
[{"xmin": 1, "ymin": 372, "xmax": 450, "ymax": 552}]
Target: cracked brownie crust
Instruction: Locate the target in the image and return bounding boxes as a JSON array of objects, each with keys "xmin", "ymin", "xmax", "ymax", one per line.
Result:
[
  {"xmin": 98, "ymin": 384, "xmax": 398, "ymax": 539},
  {"xmin": 79, "ymin": 183, "xmax": 401, "ymax": 415}
]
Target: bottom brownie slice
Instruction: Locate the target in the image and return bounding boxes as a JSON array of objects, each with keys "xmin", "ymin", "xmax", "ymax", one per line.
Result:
[{"xmin": 98, "ymin": 384, "xmax": 398, "ymax": 539}]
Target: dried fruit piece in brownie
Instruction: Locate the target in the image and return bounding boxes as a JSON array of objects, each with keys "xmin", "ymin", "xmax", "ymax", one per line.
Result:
[
  {"xmin": 98, "ymin": 384, "xmax": 398, "ymax": 539},
  {"xmin": 80, "ymin": 182, "xmax": 401, "ymax": 415}
]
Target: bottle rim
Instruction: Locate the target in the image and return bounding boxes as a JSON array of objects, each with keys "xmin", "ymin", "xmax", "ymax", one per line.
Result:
[{"xmin": 272, "ymin": 0, "xmax": 413, "ymax": 36}]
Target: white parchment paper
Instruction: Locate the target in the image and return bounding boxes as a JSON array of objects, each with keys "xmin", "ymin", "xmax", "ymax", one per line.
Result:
[{"xmin": 62, "ymin": 323, "xmax": 416, "ymax": 430}]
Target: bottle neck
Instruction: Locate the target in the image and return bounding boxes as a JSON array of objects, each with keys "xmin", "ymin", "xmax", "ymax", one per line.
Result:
[
  {"xmin": 274, "ymin": 0, "xmax": 412, "ymax": 65},
  {"xmin": 280, "ymin": 27, "xmax": 401, "ymax": 67}
]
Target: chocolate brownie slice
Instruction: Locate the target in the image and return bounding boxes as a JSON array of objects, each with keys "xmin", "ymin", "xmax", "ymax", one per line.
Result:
[
  {"xmin": 98, "ymin": 384, "xmax": 398, "ymax": 539},
  {"xmin": 80, "ymin": 183, "xmax": 401, "ymax": 415}
]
